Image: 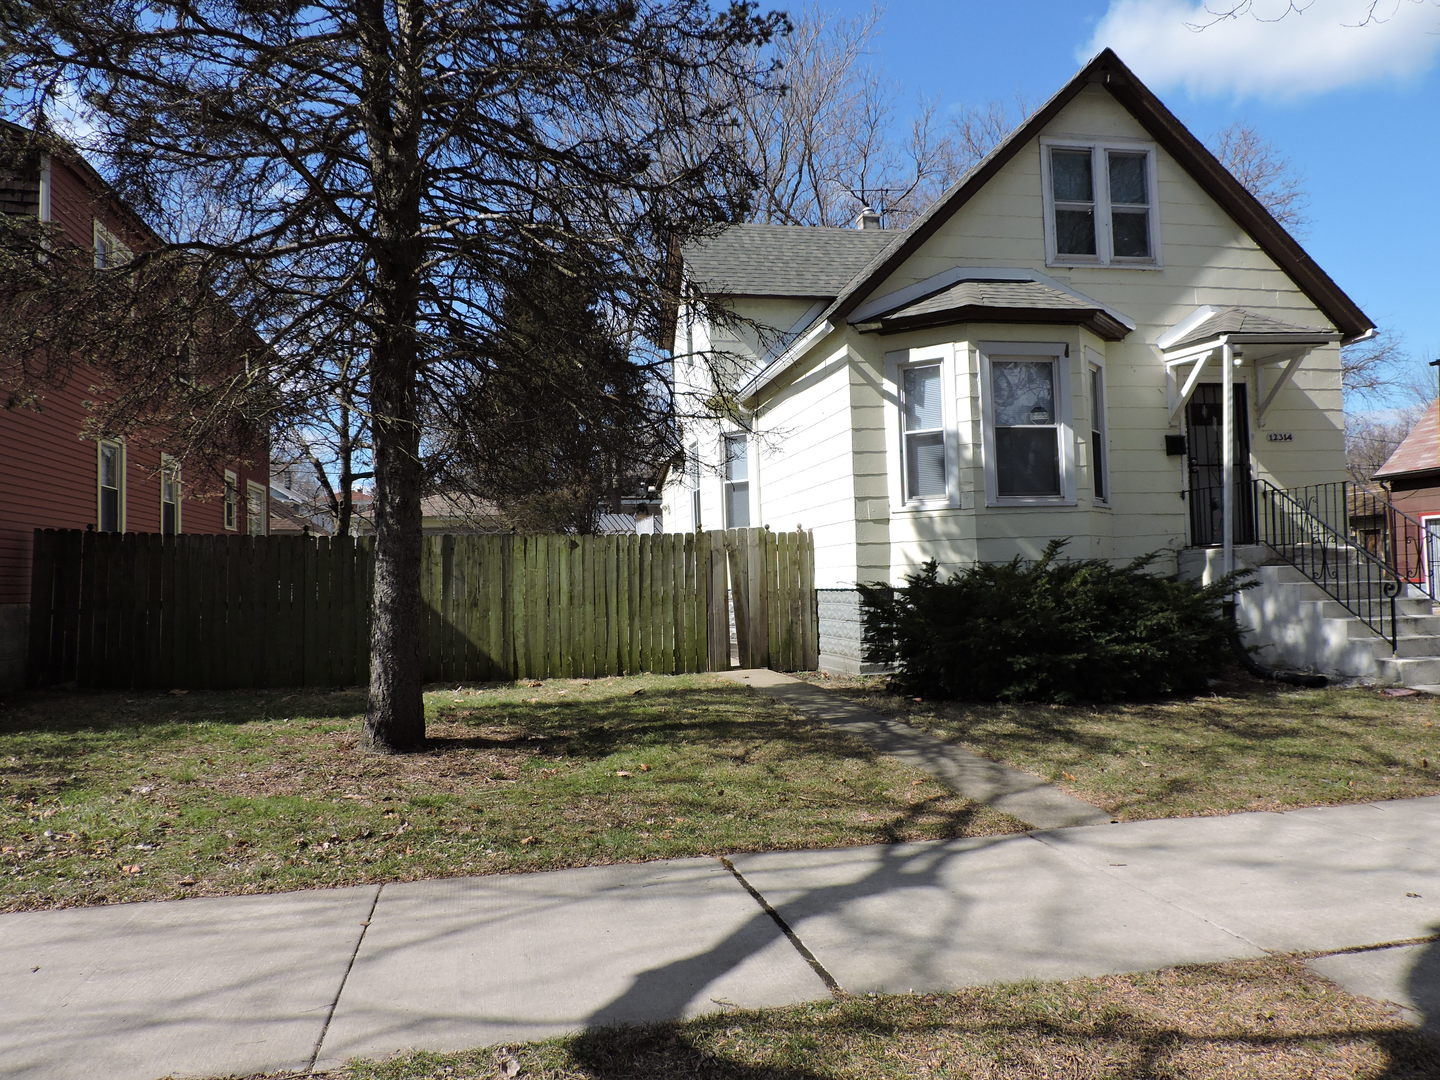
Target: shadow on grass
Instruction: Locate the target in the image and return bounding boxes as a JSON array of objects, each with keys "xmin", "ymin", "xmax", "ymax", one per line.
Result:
[
  {"xmin": 420, "ymin": 685, "xmax": 885, "ymax": 765},
  {"xmin": 817, "ymin": 674, "xmax": 1440, "ymax": 815}
]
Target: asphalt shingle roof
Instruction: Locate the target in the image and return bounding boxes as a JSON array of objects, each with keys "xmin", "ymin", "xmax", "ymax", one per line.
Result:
[
  {"xmin": 683, "ymin": 223, "xmax": 897, "ymax": 298},
  {"xmin": 874, "ymin": 279, "xmax": 1095, "ymax": 320},
  {"xmin": 1166, "ymin": 307, "xmax": 1329, "ymax": 351},
  {"xmin": 1375, "ymin": 404, "xmax": 1440, "ymax": 480}
]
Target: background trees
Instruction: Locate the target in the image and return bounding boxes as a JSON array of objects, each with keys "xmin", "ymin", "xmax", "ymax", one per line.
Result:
[{"xmin": 1, "ymin": 0, "xmax": 785, "ymax": 750}]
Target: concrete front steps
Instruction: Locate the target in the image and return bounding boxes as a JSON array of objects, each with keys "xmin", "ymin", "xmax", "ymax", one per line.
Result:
[
  {"xmin": 1241, "ymin": 559, "xmax": 1440, "ymax": 688},
  {"xmin": 1182, "ymin": 544, "xmax": 1440, "ymax": 688}
]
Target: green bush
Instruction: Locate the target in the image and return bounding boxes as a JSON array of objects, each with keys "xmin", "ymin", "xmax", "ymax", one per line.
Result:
[{"xmin": 860, "ymin": 540, "xmax": 1249, "ymax": 704}]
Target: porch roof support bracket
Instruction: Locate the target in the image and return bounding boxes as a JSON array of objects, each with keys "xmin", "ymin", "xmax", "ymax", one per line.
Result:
[
  {"xmin": 1166, "ymin": 348, "xmax": 1214, "ymax": 425},
  {"xmin": 1255, "ymin": 350, "xmax": 1308, "ymax": 429}
]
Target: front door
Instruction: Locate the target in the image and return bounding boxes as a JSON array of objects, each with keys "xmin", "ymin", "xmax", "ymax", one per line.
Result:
[{"xmin": 1186, "ymin": 383, "xmax": 1255, "ymax": 546}]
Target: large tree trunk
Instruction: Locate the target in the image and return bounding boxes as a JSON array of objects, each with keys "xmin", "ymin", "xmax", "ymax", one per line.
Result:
[
  {"xmin": 360, "ymin": 0, "xmax": 427, "ymax": 753},
  {"xmin": 363, "ymin": 354, "xmax": 425, "ymax": 752}
]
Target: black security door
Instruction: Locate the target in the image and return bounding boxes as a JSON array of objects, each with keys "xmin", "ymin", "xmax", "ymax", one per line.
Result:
[{"xmin": 1186, "ymin": 383, "xmax": 1255, "ymax": 545}]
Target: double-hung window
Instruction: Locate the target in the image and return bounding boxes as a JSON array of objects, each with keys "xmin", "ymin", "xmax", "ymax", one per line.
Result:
[
  {"xmin": 980, "ymin": 342, "xmax": 1073, "ymax": 505},
  {"xmin": 93, "ymin": 220, "xmax": 131, "ymax": 269},
  {"xmin": 161, "ymin": 455, "xmax": 182, "ymax": 535},
  {"xmin": 246, "ymin": 481, "xmax": 268, "ymax": 535},
  {"xmin": 688, "ymin": 440, "xmax": 702, "ymax": 530},
  {"xmin": 1042, "ymin": 140, "xmax": 1158, "ymax": 266},
  {"xmin": 1088, "ymin": 351, "xmax": 1109, "ymax": 505},
  {"xmin": 223, "ymin": 470, "xmax": 239, "ymax": 531},
  {"xmin": 97, "ymin": 440, "xmax": 124, "ymax": 532},
  {"xmin": 901, "ymin": 363, "xmax": 947, "ymax": 504},
  {"xmin": 723, "ymin": 433, "xmax": 751, "ymax": 528}
]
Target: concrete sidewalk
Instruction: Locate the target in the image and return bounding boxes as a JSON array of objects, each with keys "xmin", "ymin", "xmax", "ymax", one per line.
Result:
[{"xmin": 3, "ymin": 797, "xmax": 1438, "ymax": 1079}]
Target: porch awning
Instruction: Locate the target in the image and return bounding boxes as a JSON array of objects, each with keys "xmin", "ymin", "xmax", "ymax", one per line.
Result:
[{"xmin": 1159, "ymin": 305, "xmax": 1343, "ymax": 426}]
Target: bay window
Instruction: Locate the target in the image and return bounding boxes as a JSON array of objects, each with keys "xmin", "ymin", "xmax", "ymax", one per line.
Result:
[
  {"xmin": 980, "ymin": 342, "xmax": 1074, "ymax": 505},
  {"xmin": 901, "ymin": 363, "xmax": 947, "ymax": 504}
]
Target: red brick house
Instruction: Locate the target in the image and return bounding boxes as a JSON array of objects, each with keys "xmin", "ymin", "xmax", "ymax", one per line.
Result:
[
  {"xmin": 0, "ymin": 122, "xmax": 270, "ymax": 688},
  {"xmin": 1373, "ymin": 403, "xmax": 1440, "ymax": 595}
]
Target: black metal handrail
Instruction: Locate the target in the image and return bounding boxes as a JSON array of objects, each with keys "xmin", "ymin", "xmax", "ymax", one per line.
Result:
[
  {"xmin": 1280, "ymin": 480, "xmax": 1438, "ymax": 604},
  {"xmin": 1252, "ymin": 479, "xmax": 1402, "ymax": 650}
]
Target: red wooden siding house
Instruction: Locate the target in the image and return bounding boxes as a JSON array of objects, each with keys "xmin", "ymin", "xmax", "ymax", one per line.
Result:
[
  {"xmin": 1373, "ymin": 403, "xmax": 1440, "ymax": 597},
  {"xmin": 0, "ymin": 122, "xmax": 270, "ymax": 689}
]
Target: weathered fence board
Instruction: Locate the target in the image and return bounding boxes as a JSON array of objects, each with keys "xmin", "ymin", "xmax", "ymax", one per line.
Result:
[{"xmin": 27, "ymin": 526, "xmax": 816, "ymax": 689}]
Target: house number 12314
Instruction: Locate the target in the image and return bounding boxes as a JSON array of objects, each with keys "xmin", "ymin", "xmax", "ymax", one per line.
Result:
[{"xmin": 1266, "ymin": 432, "xmax": 1294, "ymax": 442}]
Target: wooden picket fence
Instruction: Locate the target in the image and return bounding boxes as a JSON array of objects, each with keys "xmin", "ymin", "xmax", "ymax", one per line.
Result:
[{"xmin": 26, "ymin": 527, "xmax": 816, "ymax": 689}]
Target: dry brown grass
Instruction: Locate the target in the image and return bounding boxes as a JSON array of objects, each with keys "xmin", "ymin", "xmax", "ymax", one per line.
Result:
[{"xmin": 321, "ymin": 955, "xmax": 1439, "ymax": 1080}]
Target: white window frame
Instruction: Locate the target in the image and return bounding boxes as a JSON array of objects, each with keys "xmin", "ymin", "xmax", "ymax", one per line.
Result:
[
  {"xmin": 1086, "ymin": 348, "xmax": 1110, "ymax": 506},
  {"xmin": 97, "ymin": 440, "xmax": 125, "ymax": 532},
  {"xmin": 722, "ymin": 431, "xmax": 752, "ymax": 529},
  {"xmin": 687, "ymin": 439, "xmax": 702, "ymax": 531},
  {"xmin": 1040, "ymin": 137, "xmax": 1161, "ymax": 268},
  {"xmin": 223, "ymin": 470, "xmax": 239, "ymax": 531},
  {"xmin": 246, "ymin": 480, "xmax": 267, "ymax": 535},
  {"xmin": 886, "ymin": 346, "xmax": 961, "ymax": 511},
  {"xmin": 92, "ymin": 219, "xmax": 131, "ymax": 269},
  {"xmin": 160, "ymin": 454, "xmax": 182, "ymax": 535},
  {"xmin": 979, "ymin": 341, "xmax": 1075, "ymax": 507}
]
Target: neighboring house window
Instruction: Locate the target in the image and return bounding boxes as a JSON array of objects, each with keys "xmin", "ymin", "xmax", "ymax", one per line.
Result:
[
  {"xmin": 97, "ymin": 440, "xmax": 125, "ymax": 532},
  {"xmin": 723, "ymin": 433, "xmax": 751, "ymax": 528},
  {"xmin": 1088, "ymin": 351, "xmax": 1109, "ymax": 505},
  {"xmin": 1041, "ymin": 140, "xmax": 1158, "ymax": 266},
  {"xmin": 93, "ymin": 220, "xmax": 131, "ymax": 269},
  {"xmin": 246, "ymin": 481, "xmax": 267, "ymax": 535},
  {"xmin": 980, "ymin": 342, "xmax": 1074, "ymax": 505},
  {"xmin": 688, "ymin": 440, "xmax": 702, "ymax": 531},
  {"xmin": 161, "ymin": 455, "xmax": 182, "ymax": 535},
  {"xmin": 901, "ymin": 363, "xmax": 947, "ymax": 503},
  {"xmin": 224, "ymin": 470, "xmax": 239, "ymax": 530}
]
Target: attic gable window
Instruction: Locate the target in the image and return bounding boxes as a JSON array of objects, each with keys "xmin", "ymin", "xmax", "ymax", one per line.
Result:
[{"xmin": 1041, "ymin": 139, "xmax": 1159, "ymax": 267}]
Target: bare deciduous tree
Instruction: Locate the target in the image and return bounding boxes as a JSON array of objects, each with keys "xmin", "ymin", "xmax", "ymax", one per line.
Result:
[
  {"xmin": 1212, "ymin": 121, "xmax": 1310, "ymax": 230},
  {"xmin": 1, "ymin": 0, "xmax": 784, "ymax": 751}
]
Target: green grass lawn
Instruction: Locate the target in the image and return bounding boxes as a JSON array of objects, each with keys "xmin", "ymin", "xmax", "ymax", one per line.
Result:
[
  {"xmin": 268, "ymin": 955, "xmax": 1438, "ymax": 1080},
  {"xmin": 801, "ymin": 673, "xmax": 1440, "ymax": 819},
  {"xmin": 0, "ymin": 674, "xmax": 1025, "ymax": 911}
]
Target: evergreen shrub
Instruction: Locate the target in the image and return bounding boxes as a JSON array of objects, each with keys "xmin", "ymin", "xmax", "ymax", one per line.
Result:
[{"xmin": 859, "ymin": 540, "xmax": 1250, "ymax": 703}]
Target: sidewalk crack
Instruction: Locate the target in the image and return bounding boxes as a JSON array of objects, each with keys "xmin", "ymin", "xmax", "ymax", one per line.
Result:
[
  {"xmin": 719, "ymin": 857, "xmax": 843, "ymax": 998},
  {"xmin": 307, "ymin": 883, "xmax": 383, "ymax": 1071}
]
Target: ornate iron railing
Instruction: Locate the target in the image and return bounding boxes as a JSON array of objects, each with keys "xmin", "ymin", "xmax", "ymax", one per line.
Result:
[
  {"xmin": 1280, "ymin": 481, "xmax": 1437, "ymax": 604},
  {"xmin": 1252, "ymin": 479, "xmax": 1402, "ymax": 650}
]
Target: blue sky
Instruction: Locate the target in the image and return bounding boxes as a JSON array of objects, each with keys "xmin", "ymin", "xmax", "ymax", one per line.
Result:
[{"xmin": 815, "ymin": 0, "xmax": 1440, "ymax": 399}]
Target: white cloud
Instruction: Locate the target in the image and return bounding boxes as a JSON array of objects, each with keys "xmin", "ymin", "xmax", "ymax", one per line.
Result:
[{"xmin": 1085, "ymin": 0, "xmax": 1440, "ymax": 101}]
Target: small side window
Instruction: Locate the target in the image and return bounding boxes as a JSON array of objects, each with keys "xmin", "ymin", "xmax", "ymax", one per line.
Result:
[
  {"xmin": 246, "ymin": 481, "xmax": 267, "ymax": 535},
  {"xmin": 98, "ymin": 440, "xmax": 125, "ymax": 532},
  {"xmin": 722, "ymin": 433, "xmax": 750, "ymax": 529},
  {"xmin": 224, "ymin": 470, "xmax": 239, "ymax": 531},
  {"xmin": 901, "ymin": 363, "xmax": 947, "ymax": 503},
  {"xmin": 161, "ymin": 455, "xmax": 182, "ymax": 535},
  {"xmin": 93, "ymin": 220, "xmax": 131, "ymax": 269}
]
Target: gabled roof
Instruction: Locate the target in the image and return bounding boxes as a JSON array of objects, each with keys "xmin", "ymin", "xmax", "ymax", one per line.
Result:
[
  {"xmin": 1162, "ymin": 306, "xmax": 1333, "ymax": 352},
  {"xmin": 683, "ymin": 222, "xmax": 894, "ymax": 298},
  {"xmin": 813, "ymin": 48, "xmax": 1370, "ymax": 344},
  {"xmin": 1375, "ymin": 404, "xmax": 1440, "ymax": 480},
  {"xmin": 856, "ymin": 276, "xmax": 1131, "ymax": 341}
]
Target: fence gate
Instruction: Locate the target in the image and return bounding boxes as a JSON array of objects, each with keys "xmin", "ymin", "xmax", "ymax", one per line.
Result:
[{"xmin": 26, "ymin": 527, "xmax": 816, "ymax": 689}]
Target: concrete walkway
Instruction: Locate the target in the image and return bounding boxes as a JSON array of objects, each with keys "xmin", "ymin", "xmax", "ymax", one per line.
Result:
[
  {"xmin": 2, "ymin": 795, "xmax": 1438, "ymax": 1079},
  {"xmin": 718, "ymin": 669, "xmax": 1111, "ymax": 828}
]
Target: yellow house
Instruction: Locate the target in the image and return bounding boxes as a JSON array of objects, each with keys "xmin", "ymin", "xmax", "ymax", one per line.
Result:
[{"xmin": 662, "ymin": 50, "xmax": 1440, "ymax": 683}]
